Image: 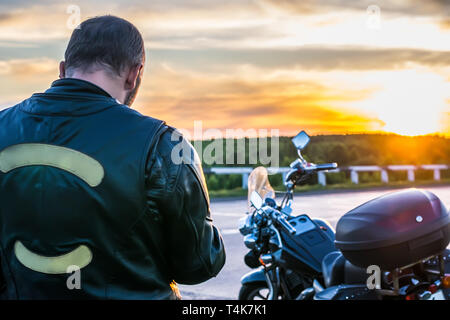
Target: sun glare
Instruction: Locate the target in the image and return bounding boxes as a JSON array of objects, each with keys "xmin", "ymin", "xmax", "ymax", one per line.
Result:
[{"xmin": 351, "ymin": 70, "xmax": 450, "ymax": 136}]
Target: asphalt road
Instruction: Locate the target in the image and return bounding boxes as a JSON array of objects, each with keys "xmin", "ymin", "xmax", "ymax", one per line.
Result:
[{"xmin": 178, "ymin": 185, "xmax": 450, "ymax": 300}]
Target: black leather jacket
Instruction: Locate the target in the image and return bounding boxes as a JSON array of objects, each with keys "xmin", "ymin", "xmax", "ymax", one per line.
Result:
[
  {"xmin": 144, "ymin": 126, "xmax": 227, "ymax": 289},
  {"xmin": 0, "ymin": 78, "xmax": 225, "ymax": 299}
]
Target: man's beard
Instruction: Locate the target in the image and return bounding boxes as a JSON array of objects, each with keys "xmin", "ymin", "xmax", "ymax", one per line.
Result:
[{"xmin": 124, "ymin": 72, "xmax": 142, "ymax": 107}]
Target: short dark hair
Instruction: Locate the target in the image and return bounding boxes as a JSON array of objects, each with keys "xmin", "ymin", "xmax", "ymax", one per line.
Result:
[{"xmin": 64, "ymin": 15, "xmax": 145, "ymax": 77}]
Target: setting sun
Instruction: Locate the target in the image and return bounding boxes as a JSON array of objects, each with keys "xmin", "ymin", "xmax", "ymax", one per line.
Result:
[{"xmin": 350, "ymin": 70, "xmax": 450, "ymax": 136}]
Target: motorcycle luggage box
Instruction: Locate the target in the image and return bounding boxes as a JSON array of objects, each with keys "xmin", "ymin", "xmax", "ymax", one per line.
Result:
[{"xmin": 335, "ymin": 189, "xmax": 450, "ymax": 270}]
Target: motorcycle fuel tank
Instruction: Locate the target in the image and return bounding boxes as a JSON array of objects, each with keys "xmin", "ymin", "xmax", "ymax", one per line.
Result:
[{"xmin": 335, "ymin": 189, "xmax": 450, "ymax": 270}]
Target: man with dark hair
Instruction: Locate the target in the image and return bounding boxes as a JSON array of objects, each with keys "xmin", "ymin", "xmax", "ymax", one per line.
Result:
[{"xmin": 0, "ymin": 15, "xmax": 225, "ymax": 299}]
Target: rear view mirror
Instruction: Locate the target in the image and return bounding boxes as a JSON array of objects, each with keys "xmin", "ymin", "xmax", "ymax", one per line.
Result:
[
  {"xmin": 250, "ymin": 191, "xmax": 263, "ymax": 210},
  {"xmin": 292, "ymin": 131, "xmax": 310, "ymax": 150}
]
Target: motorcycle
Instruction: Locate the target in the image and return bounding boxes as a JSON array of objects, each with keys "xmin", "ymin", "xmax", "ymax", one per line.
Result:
[{"xmin": 238, "ymin": 130, "xmax": 450, "ymax": 300}]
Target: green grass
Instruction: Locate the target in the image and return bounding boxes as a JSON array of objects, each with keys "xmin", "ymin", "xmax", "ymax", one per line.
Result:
[
  {"xmin": 209, "ymin": 187, "xmax": 248, "ymax": 198},
  {"xmin": 208, "ymin": 179, "xmax": 450, "ymax": 199}
]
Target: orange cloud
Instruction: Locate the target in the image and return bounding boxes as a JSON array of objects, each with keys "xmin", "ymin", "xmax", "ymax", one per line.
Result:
[
  {"xmin": 133, "ymin": 63, "xmax": 383, "ymax": 136},
  {"xmin": 440, "ymin": 18, "xmax": 450, "ymax": 30},
  {"xmin": 0, "ymin": 58, "xmax": 58, "ymax": 104}
]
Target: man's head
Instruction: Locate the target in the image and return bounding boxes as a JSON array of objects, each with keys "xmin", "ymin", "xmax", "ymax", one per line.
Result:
[{"xmin": 59, "ymin": 15, "xmax": 145, "ymax": 106}]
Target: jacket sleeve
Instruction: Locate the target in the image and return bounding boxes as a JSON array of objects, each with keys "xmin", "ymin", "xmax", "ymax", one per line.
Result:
[{"xmin": 145, "ymin": 128, "xmax": 226, "ymax": 285}]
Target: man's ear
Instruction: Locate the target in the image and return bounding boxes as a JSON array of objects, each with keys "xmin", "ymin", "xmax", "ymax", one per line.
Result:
[
  {"xmin": 59, "ymin": 61, "xmax": 66, "ymax": 79},
  {"xmin": 124, "ymin": 64, "xmax": 143, "ymax": 91}
]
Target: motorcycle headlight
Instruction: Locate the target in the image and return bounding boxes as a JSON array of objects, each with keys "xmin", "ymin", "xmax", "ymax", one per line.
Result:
[
  {"xmin": 244, "ymin": 250, "xmax": 261, "ymax": 269},
  {"xmin": 243, "ymin": 234, "xmax": 257, "ymax": 249}
]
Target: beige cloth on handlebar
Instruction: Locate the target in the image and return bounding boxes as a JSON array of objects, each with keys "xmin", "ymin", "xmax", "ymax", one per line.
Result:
[{"xmin": 247, "ymin": 166, "xmax": 275, "ymax": 212}]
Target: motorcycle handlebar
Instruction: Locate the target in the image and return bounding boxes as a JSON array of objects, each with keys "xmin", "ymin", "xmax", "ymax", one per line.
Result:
[
  {"xmin": 313, "ymin": 163, "xmax": 338, "ymax": 171},
  {"xmin": 263, "ymin": 207, "xmax": 296, "ymax": 235},
  {"xmin": 284, "ymin": 162, "xmax": 338, "ymax": 185},
  {"xmin": 276, "ymin": 214, "xmax": 296, "ymax": 235}
]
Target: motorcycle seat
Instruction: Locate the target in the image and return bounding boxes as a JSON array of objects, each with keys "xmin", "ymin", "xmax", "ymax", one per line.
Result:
[{"xmin": 322, "ymin": 251, "xmax": 367, "ymax": 288}]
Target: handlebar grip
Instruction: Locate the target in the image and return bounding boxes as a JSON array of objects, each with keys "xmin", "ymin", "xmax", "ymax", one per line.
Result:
[
  {"xmin": 278, "ymin": 215, "xmax": 296, "ymax": 235},
  {"xmin": 314, "ymin": 163, "xmax": 338, "ymax": 171}
]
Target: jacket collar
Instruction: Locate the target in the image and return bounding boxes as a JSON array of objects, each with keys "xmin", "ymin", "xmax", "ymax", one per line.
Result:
[
  {"xmin": 45, "ymin": 78, "xmax": 114, "ymax": 98},
  {"xmin": 21, "ymin": 78, "xmax": 122, "ymax": 116}
]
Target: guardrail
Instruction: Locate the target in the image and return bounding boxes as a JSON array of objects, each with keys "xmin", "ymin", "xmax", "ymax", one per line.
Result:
[{"xmin": 204, "ymin": 165, "xmax": 450, "ymax": 189}]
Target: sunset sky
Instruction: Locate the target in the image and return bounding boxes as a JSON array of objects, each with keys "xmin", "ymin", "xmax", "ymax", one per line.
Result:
[{"xmin": 0, "ymin": 0, "xmax": 449, "ymax": 137}]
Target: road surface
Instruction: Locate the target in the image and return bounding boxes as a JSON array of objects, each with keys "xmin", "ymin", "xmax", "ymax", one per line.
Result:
[{"xmin": 178, "ymin": 185, "xmax": 450, "ymax": 300}]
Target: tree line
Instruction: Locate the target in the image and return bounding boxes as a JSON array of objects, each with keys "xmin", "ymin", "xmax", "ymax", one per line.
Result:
[{"xmin": 193, "ymin": 134, "xmax": 450, "ymax": 191}]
